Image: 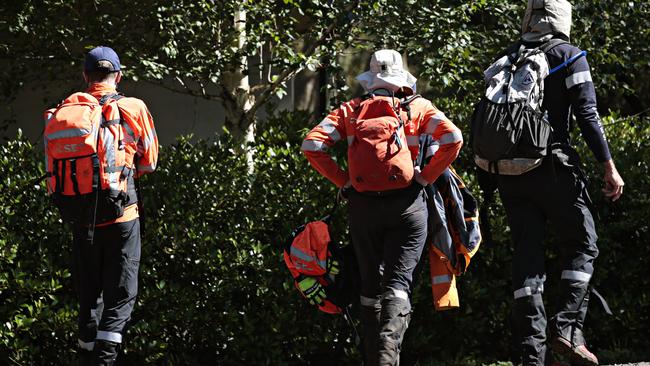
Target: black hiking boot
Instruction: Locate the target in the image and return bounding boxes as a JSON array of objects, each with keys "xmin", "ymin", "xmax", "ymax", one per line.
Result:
[{"xmin": 549, "ymin": 328, "xmax": 598, "ymax": 366}]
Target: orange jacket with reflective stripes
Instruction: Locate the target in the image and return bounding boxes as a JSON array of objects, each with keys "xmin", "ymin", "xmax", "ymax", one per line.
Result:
[
  {"xmin": 44, "ymin": 83, "xmax": 158, "ymax": 225},
  {"xmin": 302, "ymin": 94, "xmax": 463, "ymax": 190}
]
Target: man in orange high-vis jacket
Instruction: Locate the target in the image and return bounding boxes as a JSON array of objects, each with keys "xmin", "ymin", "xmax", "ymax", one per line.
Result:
[
  {"xmin": 45, "ymin": 46, "xmax": 158, "ymax": 365},
  {"xmin": 302, "ymin": 49, "xmax": 462, "ymax": 365}
]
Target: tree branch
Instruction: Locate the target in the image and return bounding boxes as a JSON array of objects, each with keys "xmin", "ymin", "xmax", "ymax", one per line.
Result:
[
  {"xmin": 246, "ymin": 0, "xmax": 362, "ymax": 119},
  {"xmin": 143, "ymin": 79, "xmax": 223, "ymax": 102}
]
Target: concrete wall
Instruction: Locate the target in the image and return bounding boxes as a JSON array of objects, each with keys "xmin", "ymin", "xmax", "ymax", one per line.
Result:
[{"xmin": 1, "ymin": 69, "xmax": 323, "ymax": 146}]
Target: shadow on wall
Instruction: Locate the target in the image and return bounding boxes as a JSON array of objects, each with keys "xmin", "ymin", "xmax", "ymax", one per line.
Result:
[
  {"xmin": 1, "ymin": 79, "xmax": 224, "ymax": 146},
  {"xmin": 1, "ymin": 69, "xmax": 322, "ymax": 146}
]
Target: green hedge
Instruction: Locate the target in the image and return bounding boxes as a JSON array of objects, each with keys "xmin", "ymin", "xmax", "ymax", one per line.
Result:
[{"xmin": 1, "ymin": 112, "xmax": 649, "ymax": 365}]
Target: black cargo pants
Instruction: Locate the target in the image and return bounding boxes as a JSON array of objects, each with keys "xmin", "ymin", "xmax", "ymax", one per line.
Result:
[
  {"xmin": 497, "ymin": 159, "xmax": 599, "ymax": 366},
  {"xmin": 72, "ymin": 218, "xmax": 141, "ymax": 353},
  {"xmin": 348, "ymin": 184, "xmax": 428, "ymax": 366}
]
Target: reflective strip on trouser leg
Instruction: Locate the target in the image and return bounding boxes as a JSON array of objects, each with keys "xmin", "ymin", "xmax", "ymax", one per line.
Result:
[
  {"xmin": 514, "ymin": 292, "xmax": 547, "ymax": 366},
  {"xmin": 360, "ymin": 295, "xmax": 381, "ymax": 307},
  {"xmin": 514, "ymin": 284, "xmax": 544, "ymax": 299},
  {"xmin": 383, "ymin": 288, "xmax": 408, "ymax": 301},
  {"xmin": 97, "ymin": 220, "xmax": 140, "ymax": 343},
  {"xmin": 561, "ymin": 270, "xmax": 592, "ymax": 283},
  {"xmin": 552, "ymin": 277, "xmax": 592, "ymax": 340},
  {"xmin": 78, "ymin": 339, "xmax": 95, "ymax": 351},
  {"xmin": 378, "ymin": 290, "xmax": 411, "ymax": 366},
  {"xmin": 96, "ymin": 330, "xmax": 123, "ymax": 343}
]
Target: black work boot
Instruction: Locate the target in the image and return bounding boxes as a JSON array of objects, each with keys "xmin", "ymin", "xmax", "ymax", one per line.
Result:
[
  {"xmin": 377, "ymin": 293, "xmax": 411, "ymax": 366},
  {"xmin": 93, "ymin": 340, "xmax": 120, "ymax": 366},
  {"xmin": 360, "ymin": 303, "xmax": 381, "ymax": 366}
]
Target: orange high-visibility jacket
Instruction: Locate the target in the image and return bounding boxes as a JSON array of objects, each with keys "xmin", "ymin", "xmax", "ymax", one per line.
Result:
[
  {"xmin": 302, "ymin": 94, "xmax": 463, "ymax": 190},
  {"xmin": 427, "ymin": 168, "xmax": 481, "ymax": 310},
  {"xmin": 44, "ymin": 83, "xmax": 158, "ymax": 225},
  {"xmin": 284, "ymin": 220, "xmax": 341, "ymax": 314}
]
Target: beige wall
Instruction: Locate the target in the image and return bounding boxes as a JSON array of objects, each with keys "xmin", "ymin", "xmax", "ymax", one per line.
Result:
[{"xmin": 1, "ymin": 70, "xmax": 323, "ymax": 146}]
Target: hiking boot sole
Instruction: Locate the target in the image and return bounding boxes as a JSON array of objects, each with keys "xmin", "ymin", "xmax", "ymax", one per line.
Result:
[{"xmin": 550, "ymin": 336, "xmax": 599, "ymax": 366}]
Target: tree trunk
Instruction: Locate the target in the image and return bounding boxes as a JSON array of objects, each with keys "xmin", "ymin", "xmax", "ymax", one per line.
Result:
[{"xmin": 222, "ymin": 6, "xmax": 256, "ymax": 169}]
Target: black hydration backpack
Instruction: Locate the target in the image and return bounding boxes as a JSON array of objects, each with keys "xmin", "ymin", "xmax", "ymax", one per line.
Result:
[{"xmin": 470, "ymin": 39, "xmax": 580, "ymax": 175}]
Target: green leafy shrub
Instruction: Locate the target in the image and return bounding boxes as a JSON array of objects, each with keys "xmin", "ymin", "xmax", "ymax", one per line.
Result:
[{"xmin": 1, "ymin": 114, "xmax": 648, "ymax": 365}]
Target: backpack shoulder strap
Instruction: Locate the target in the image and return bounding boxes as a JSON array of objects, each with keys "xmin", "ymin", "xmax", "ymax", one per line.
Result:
[
  {"xmin": 540, "ymin": 39, "xmax": 568, "ymax": 53},
  {"xmin": 400, "ymin": 94, "xmax": 422, "ymax": 122},
  {"xmin": 98, "ymin": 92, "xmax": 123, "ymax": 106},
  {"xmin": 494, "ymin": 41, "xmax": 522, "ymax": 62},
  {"xmin": 400, "ymin": 94, "xmax": 421, "ymax": 107}
]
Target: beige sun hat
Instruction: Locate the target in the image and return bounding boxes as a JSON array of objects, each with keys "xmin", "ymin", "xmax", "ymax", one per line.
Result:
[
  {"xmin": 356, "ymin": 49, "xmax": 417, "ymax": 93},
  {"xmin": 521, "ymin": 0, "xmax": 572, "ymax": 42}
]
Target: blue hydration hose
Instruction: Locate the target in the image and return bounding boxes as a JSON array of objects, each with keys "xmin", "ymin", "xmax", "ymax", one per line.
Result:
[{"xmin": 548, "ymin": 50, "xmax": 587, "ymax": 75}]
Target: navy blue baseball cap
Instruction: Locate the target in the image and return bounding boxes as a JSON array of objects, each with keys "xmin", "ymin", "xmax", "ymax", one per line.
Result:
[{"xmin": 84, "ymin": 46, "xmax": 121, "ymax": 72}]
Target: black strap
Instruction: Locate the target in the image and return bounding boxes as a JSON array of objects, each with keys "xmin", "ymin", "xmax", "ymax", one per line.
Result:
[
  {"xmin": 101, "ymin": 119, "xmax": 121, "ymax": 127},
  {"xmin": 590, "ymin": 287, "xmax": 613, "ymax": 316},
  {"xmin": 135, "ymin": 177, "xmax": 146, "ymax": 237},
  {"xmin": 400, "ymin": 94, "xmax": 421, "ymax": 122},
  {"xmin": 52, "ymin": 159, "xmax": 60, "ymax": 193},
  {"xmin": 69, "ymin": 159, "xmax": 81, "ymax": 195},
  {"xmin": 60, "ymin": 160, "xmax": 66, "ymax": 193},
  {"xmin": 321, "ymin": 192, "xmax": 341, "ymax": 225},
  {"xmin": 539, "ymin": 38, "xmax": 568, "ymax": 53},
  {"xmin": 98, "ymin": 93, "xmax": 122, "ymax": 106}
]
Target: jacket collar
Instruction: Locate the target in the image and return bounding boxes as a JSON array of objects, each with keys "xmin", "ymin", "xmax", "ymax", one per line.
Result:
[{"xmin": 85, "ymin": 83, "xmax": 118, "ymax": 98}]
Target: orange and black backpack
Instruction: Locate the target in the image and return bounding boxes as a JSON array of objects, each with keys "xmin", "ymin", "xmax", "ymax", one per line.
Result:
[
  {"xmin": 346, "ymin": 90, "xmax": 421, "ymax": 192},
  {"xmin": 44, "ymin": 92, "xmax": 137, "ymax": 233}
]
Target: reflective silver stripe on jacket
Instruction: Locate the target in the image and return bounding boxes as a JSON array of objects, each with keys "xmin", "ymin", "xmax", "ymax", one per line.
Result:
[
  {"xmin": 566, "ymin": 71, "xmax": 592, "ymax": 89},
  {"xmin": 142, "ymin": 128, "xmax": 156, "ymax": 150},
  {"xmin": 122, "ymin": 121, "xmax": 136, "ymax": 141},
  {"xmin": 46, "ymin": 127, "xmax": 92, "ymax": 140},
  {"xmin": 561, "ymin": 270, "xmax": 591, "ymax": 282},
  {"xmin": 96, "ymin": 330, "xmax": 122, "ymax": 343},
  {"xmin": 317, "ymin": 118, "xmax": 341, "ymax": 142},
  {"xmin": 424, "ymin": 112, "xmax": 447, "ymax": 134},
  {"xmin": 44, "ymin": 114, "xmax": 54, "ymax": 173},
  {"xmin": 301, "ymin": 139, "xmax": 328, "ymax": 152},
  {"xmin": 290, "ymin": 246, "xmax": 327, "ymax": 269},
  {"xmin": 432, "ymin": 274, "xmax": 451, "ymax": 285},
  {"xmin": 104, "ymin": 165, "xmax": 125, "ymax": 173},
  {"xmin": 347, "ymin": 136, "xmax": 355, "ymax": 145},
  {"xmin": 437, "ymin": 129, "xmax": 463, "ymax": 145},
  {"xmin": 101, "ymin": 129, "xmax": 119, "ymax": 190},
  {"xmin": 426, "ymin": 142, "xmax": 440, "ymax": 158}
]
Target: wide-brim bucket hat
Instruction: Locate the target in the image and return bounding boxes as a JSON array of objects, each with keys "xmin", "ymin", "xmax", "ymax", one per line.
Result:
[{"xmin": 356, "ymin": 49, "xmax": 417, "ymax": 93}]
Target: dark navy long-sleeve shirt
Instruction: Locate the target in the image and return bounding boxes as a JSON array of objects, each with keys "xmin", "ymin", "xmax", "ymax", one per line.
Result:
[{"xmin": 539, "ymin": 42, "xmax": 612, "ymax": 162}]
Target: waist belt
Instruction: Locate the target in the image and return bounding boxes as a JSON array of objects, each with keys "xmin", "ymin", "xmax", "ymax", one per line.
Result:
[
  {"xmin": 352, "ymin": 182, "xmax": 422, "ymax": 198},
  {"xmin": 474, "ymin": 155, "xmax": 543, "ymax": 175}
]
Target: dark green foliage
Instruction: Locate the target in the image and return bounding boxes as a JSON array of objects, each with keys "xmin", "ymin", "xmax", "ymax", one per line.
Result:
[
  {"xmin": 2, "ymin": 114, "xmax": 649, "ymax": 365},
  {"xmin": 1, "ymin": 0, "xmax": 650, "ymax": 364},
  {"xmin": 0, "ymin": 133, "xmax": 77, "ymax": 363}
]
